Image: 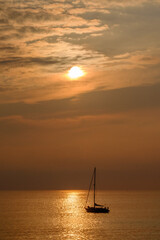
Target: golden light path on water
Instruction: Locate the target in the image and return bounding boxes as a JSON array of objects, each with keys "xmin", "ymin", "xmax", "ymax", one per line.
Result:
[{"xmin": 56, "ymin": 190, "xmax": 111, "ymax": 240}]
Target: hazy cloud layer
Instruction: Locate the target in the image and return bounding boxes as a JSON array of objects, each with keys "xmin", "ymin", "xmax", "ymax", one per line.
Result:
[{"xmin": 0, "ymin": 0, "xmax": 160, "ymax": 103}]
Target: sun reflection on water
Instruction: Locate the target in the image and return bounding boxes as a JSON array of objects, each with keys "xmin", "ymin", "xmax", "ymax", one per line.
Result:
[
  {"xmin": 66, "ymin": 191, "xmax": 79, "ymax": 204},
  {"xmin": 57, "ymin": 191, "xmax": 87, "ymax": 239},
  {"xmin": 55, "ymin": 190, "xmax": 111, "ymax": 240}
]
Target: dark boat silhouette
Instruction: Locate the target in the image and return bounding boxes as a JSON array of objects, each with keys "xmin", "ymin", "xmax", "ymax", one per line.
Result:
[{"xmin": 85, "ymin": 167, "xmax": 110, "ymax": 213}]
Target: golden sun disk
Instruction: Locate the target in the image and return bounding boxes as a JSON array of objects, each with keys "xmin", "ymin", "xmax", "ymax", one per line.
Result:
[{"xmin": 68, "ymin": 66, "xmax": 84, "ymax": 79}]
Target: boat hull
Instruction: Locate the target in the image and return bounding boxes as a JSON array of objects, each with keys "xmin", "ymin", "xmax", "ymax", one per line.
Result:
[{"xmin": 85, "ymin": 206, "xmax": 110, "ymax": 213}]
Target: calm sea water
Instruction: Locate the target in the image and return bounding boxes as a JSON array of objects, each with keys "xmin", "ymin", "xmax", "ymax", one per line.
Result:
[{"xmin": 0, "ymin": 191, "xmax": 160, "ymax": 240}]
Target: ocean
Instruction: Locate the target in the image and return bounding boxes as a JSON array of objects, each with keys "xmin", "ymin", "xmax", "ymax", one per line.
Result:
[{"xmin": 0, "ymin": 191, "xmax": 160, "ymax": 240}]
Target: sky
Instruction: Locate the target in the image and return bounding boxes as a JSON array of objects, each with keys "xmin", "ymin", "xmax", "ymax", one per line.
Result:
[{"xmin": 0, "ymin": 0, "xmax": 160, "ymax": 190}]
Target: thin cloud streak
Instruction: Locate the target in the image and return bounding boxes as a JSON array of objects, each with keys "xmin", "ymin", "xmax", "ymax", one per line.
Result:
[{"xmin": 0, "ymin": 83, "xmax": 160, "ymax": 120}]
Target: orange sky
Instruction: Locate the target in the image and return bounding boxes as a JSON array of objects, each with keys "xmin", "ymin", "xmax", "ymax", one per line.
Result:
[{"xmin": 0, "ymin": 0, "xmax": 160, "ymax": 190}]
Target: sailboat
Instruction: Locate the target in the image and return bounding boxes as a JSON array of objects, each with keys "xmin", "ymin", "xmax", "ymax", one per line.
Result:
[{"xmin": 85, "ymin": 167, "xmax": 110, "ymax": 213}]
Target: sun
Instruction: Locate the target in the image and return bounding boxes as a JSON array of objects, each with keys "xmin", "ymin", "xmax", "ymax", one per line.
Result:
[{"xmin": 68, "ymin": 66, "xmax": 84, "ymax": 79}]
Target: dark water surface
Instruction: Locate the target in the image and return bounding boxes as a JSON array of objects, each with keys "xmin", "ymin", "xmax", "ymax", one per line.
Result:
[{"xmin": 0, "ymin": 191, "xmax": 160, "ymax": 240}]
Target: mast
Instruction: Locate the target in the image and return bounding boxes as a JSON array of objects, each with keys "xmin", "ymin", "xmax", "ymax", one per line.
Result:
[
  {"xmin": 94, "ymin": 167, "xmax": 96, "ymax": 208},
  {"xmin": 85, "ymin": 168, "xmax": 94, "ymax": 207}
]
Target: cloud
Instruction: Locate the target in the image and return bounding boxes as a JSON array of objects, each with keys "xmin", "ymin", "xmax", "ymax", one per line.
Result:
[
  {"xmin": 0, "ymin": 56, "xmax": 60, "ymax": 67},
  {"xmin": 82, "ymin": 0, "xmax": 160, "ymax": 8},
  {"xmin": 0, "ymin": 0, "xmax": 160, "ymax": 104},
  {"xmin": 1, "ymin": 83, "xmax": 160, "ymax": 121},
  {"xmin": 73, "ymin": 2, "xmax": 160, "ymax": 57}
]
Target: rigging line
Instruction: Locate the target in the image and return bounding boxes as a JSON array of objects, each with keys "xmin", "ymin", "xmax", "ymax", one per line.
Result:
[{"xmin": 85, "ymin": 170, "xmax": 94, "ymax": 207}]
